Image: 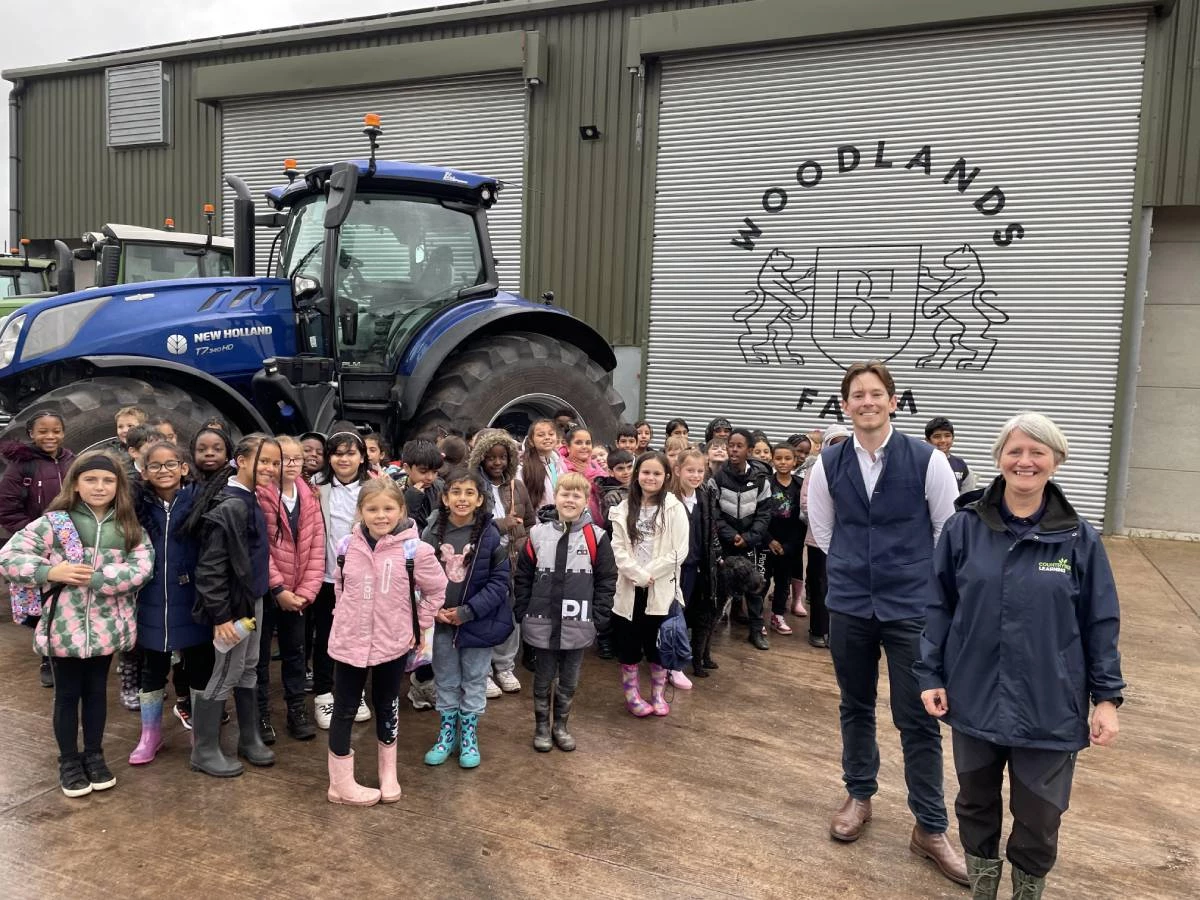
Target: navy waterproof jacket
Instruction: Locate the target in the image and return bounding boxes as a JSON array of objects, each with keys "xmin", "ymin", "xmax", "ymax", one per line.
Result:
[
  {"xmin": 916, "ymin": 477, "xmax": 1125, "ymax": 751},
  {"xmin": 422, "ymin": 509, "xmax": 513, "ymax": 650},
  {"xmin": 135, "ymin": 483, "xmax": 208, "ymax": 652}
]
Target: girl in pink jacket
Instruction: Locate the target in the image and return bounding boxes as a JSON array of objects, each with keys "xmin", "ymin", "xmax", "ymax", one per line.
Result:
[
  {"xmin": 255, "ymin": 435, "xmax": 327, "ymax": 744},
  {"xmin": 557, "ymin": 425, "xmax": 608, "ymax": 523},
  {"xmin": 325, "ymin": 479, "xmax": 448, "ymax": 806}
]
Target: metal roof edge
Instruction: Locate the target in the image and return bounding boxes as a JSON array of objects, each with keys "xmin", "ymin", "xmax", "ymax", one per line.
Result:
[
  {"xmin": 628, "ymin": 0, "xmax": 1164, "ymax": 60},
  {"xmin": 1, "ymin": 0, "xmax": 620, "ymax": 81}
]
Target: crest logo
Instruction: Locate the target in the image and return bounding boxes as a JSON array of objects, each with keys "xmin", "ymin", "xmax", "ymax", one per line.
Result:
[{"xmin": 733, "ymin": 242, "xmax": 1009, "ymax": 372}]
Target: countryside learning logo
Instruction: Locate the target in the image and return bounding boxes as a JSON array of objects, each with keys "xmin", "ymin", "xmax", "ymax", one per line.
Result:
[{"xmin": 1038, "ymin": 558, "xmax": 1072, "ymax": 575}]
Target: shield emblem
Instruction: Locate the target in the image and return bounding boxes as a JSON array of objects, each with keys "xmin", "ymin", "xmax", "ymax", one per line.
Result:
[{"xmin": 809, "ymin": 245, "xmax": 922, "ymax": 369}]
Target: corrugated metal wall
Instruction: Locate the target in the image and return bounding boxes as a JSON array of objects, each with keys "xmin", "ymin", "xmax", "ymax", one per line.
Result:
[
  {"xmin": 644, "ymin": 13, "xmax": 1147, "ymax": 525},
  {"xmin": 1141, "ymin": 0, "xmax": 1200, "ymax": 206},
  {"xmin": 17, "ymin": 0, "xmax": 740, "ymax": 345},
  {"xmin": 21, "ymin": 62, "xmax": 221, "ymax": 238}
]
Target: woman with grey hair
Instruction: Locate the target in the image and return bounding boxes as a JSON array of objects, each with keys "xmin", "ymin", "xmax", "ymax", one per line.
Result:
[{"xmin": 915, "ymin": 412, "xmax": 1125, "ymax": 900}]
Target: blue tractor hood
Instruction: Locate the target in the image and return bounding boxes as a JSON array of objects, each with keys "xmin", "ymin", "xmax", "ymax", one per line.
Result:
[{"xmin": 0, "ymin": 276, "xmax": 295, "ymax": 384}]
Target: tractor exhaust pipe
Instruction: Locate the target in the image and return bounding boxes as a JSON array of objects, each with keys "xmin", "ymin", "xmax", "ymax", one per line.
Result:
[
  {"xmin": 54, "ymin": 240, "xmax": 75, "ymax": 295},
  {"xmin": 225, "ymin": 174, "xmax": 255, "ymax": 277}
]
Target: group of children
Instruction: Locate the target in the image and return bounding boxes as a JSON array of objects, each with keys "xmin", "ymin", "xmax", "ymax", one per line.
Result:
[{"xmin": 0, "ymin": 403, "xmax": 974, "ymax": 805}]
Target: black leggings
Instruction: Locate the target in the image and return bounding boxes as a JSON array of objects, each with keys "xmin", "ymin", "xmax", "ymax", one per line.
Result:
[
  {"xmin": 612, "ymin": 588, "xmax": 666, "ymax": 666},
  {"xmin": 311, "ymin": 582, "xmax": 337, "ymax": 696},
  {"xmin": 51, "ymin": 655, "xmax": 114, "ymax": 757},
  {"xmin": 805, "ymin": 546, "xmax": 829, "ymax": 638},
  {"xmin": 329, "ymin": 655, "xmax": 408, "ymax": 757},
  {"xmin": 139, "ymin": 644, "xmax": 214, "ymax": 694}
]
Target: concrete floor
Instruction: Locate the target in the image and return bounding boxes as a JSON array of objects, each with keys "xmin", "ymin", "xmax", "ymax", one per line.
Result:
[{"xmin": 0, "ymin": 537, "xmax": 1197, "ymax": 899}]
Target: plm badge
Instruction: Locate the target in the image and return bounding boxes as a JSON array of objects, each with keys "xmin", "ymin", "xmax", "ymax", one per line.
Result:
[{"xmin": 166, "ymin": 334, "xmax": 188, "ymax": 355}]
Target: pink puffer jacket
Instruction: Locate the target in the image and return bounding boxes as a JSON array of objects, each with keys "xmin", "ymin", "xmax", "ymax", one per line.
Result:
[
  {"xmin": 256, "ymin": 484, "xmax": 326, "ymax": 604},
  {"xmin": 558, "ymin": 446, "xmax": 608, "ymax": 523},
  {"xmin": 329, "ymin": 522, "xmax": 448, "ymax": 668}
]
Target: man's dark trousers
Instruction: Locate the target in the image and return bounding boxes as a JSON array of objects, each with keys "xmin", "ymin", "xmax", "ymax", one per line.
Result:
[{"xmin": 829, "ymin": 610, "xmax": 948, "ymax": 833}]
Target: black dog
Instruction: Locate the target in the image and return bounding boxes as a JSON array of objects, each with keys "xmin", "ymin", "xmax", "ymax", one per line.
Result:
[{"xmin": 719, "ymin": 553, "xmax": 768, "ymax": 624}]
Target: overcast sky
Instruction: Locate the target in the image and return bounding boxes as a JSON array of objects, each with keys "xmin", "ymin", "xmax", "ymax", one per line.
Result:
[{"xmin": 1, "ymin": 0, "xmax": 445, "ymax": 245}]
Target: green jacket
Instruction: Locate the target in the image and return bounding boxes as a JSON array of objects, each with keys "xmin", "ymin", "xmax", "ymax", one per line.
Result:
[{"xmin": 0, "ymin": 503, "xmax": 154, "ymax": 657}]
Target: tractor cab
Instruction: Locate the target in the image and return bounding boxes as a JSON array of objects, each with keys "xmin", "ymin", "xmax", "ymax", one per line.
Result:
[
  {"xmin": 247, "ymin": 115, "xmax": 504, "ymax": 431},
  {"xmin": 0, "ymin": 252, "xmax": 54, "ymax": 302},
  {"xmin": 74, "ymin": 216, "xmax": 234, "ymax": 289}
]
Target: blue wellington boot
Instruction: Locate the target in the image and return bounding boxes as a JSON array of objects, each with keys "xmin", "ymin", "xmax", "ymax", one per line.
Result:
[
  {"xmin": 458, "ymin": 712, "xmax": 481, "ymax": 769},
  {"xmin": 423, "ymin": 710, "xmax": 459, "ymax": 766}
]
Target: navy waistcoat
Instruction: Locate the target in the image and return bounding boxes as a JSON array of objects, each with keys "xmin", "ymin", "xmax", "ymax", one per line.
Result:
[{"xmin": 825, "ymin": 430, "xmax": 936, "ymax": 622}]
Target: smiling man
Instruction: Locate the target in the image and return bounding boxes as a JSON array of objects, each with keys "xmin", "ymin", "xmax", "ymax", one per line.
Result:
[{"xmin": 806, "ymin": 361, "xmax": 966, "ymax": 886}]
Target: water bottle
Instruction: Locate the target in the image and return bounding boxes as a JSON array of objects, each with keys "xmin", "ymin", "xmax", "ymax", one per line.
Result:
[{"xmin": 213, "ymin": 616, "xmax": 256, "ymax": 653}]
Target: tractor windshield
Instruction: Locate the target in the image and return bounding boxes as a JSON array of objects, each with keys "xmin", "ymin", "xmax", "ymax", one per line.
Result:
[
  {"xmin": 0, "ymin": 269, "xmax": 48, "ymax": 298},
  {"xmin": 121, "ymin": 243, "xmax": 234, "ymax": 282},
  {"xmin": 281, "ymin": 192, "xmax": 487, "ymax": 367}
]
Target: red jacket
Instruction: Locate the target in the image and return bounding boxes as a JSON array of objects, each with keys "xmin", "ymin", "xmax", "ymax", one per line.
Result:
[{"xmin": 256, "ymin": 482, "xmax": 326, "ymax": 604}]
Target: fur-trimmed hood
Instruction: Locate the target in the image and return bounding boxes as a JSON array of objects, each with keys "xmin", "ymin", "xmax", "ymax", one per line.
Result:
[{"xmin": 468, "ymin": 428, "xmax": 521, "ymax": 484}]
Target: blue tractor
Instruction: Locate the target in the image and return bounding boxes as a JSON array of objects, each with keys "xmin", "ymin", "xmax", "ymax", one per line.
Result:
[{"xmin": 0, "ymin": 117, "xmax": 623, "ymax": 451}]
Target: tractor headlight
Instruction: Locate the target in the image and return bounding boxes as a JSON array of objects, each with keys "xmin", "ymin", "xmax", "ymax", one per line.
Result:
[
  {"xmin": 21, "ymin": 296, "xmax": 110, "ymax": 361},
  {"xmin": 0, "ymin": 314, "xmax": 26, "ymax": 368}
]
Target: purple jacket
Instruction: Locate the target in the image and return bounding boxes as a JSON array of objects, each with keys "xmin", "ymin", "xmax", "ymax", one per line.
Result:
[{"xmin": 0, "ymin": 441, "xmax": 76, "ymax": 535}]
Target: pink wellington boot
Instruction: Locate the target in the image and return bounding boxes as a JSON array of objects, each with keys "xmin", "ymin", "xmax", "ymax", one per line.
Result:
[
  {"xmin": 620, "ymin": 664, "xmax": 654, "ymax": 717},
  {"xmin": 129, "ymin": 690, "xmax": 165, "ymax": 765},
  {"xmin": 327, "ymin": 750, "xmax": 381, "ymax": 807},
  {"xmin": 378, "ymin": 741, "xmax": 401, "ymax": 804},
  {"xmin": 649, "ymin": 664, "xmax": 671, "ymax": 717},
  {"xmin": 791, "ymin": 579, "xmax": 808, "ymax": 617}
]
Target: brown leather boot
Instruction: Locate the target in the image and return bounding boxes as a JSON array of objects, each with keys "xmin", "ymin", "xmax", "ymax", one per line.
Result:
[
  {"xmin": 829, "ymin": 794, "xmax": 872, "ymax": 841},
  {"xmin": 910, "ymin": 825, "xmax": 969, "ymax": 886}
]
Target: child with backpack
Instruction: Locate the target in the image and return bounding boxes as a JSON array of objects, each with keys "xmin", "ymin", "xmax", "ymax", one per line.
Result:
[
  {"xmin": 0, "ymin": 451, "xmax": 153, "ymax": 796},
  {"xmin": 0, "ymin": 409, "xmax": 76, "ymax": 688},
  {"xmin": 129, "ymin": 441, "xmax": 210, "ymax": 766},
  {"xmin": 469, "ymin": 429, "xmax": 535, "ymax": 697},
  {"xmin": 186, "ymin": 433, "xmax": 281, "ymax": 778},
  {"xmin": 514, "ymin": 472, "xmax": 616, "ymax": 751},
  {"xmin": 609, "ymin": 451, "xmax": 689, "ymax": 717},
  {"xmin": 326, "ymin": 479, "xmax": 448, "ymax": 805},
  {"xmin": 255, "ymin": 435, "xmax": 325, "ymax": 744},
  {"xmin": 312, "ymin": 430, "xmax": 374, "ymax": 730},
  {"xmin": 421, "ymin": 467, "xmax": 512, "ymax": 769}
]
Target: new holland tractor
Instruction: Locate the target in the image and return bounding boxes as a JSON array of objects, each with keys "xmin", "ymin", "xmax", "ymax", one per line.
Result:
[{"xmin": 0, "ymin": 116, "xmax": 624, "ymax": 450}]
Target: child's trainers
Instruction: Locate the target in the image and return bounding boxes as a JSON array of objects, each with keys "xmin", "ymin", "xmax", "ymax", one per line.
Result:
[
  {"xmin": 81, "ymin": 751, "xmax": 116, "ymax": 791},
  {"xmin": 58, "ymin": 755, "xmax": 92, "ymax": 798},
  {"xmin": 494, "ymin": 669, "xmax": 521, "ymax": 693},
  {"xmin": 770, "ymin": 614, "xmax": 793, "ymax": 635},
  {"xmin": 173, "ymin": 697, "xmax": 193, "ymax": 731},
  {"xmin": 485, "ymin": 675, "xmax": 502, "ymax": 699},
  {"xmin": 408, "ymin": 677, "xmax": 436, "ymax": 711}
]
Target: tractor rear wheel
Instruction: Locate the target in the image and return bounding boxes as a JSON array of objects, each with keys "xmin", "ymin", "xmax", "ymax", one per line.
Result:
[{"xmin": 409, "ymin": 332, "xmax": 625, "ymax": 443}]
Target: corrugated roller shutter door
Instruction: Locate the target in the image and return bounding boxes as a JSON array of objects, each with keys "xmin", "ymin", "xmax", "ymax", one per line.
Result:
[
  {"xmin": 645, "ymin": 13, "xmax": 1147, "ymax": 525},
  {"xmin": 221, "ymin": 73, "xmax": 526, "ymax": 288}
]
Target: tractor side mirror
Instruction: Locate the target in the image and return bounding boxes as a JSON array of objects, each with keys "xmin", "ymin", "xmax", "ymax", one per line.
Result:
[
  {"xmin": 99, "ymin": 244, "xmax": 121, "ymax": 287},
  {"xmin": 324, "ymin": 163, "xmax": 359, "ymax": 229}
]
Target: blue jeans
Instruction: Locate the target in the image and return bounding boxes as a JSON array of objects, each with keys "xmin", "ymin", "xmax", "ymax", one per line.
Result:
[
  {"xmin": 432, "ymin": 625, "xmax": 492, "ymax": 715},
  {"xmin": 828, "ymin": 611, "xmax": 949, "ymax": 833}
]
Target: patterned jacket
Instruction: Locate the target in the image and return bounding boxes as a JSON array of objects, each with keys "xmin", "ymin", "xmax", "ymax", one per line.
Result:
[
  {"xmin": 513, "ymin": 508, "xmax": 617, "ymax": 650},
  {"xmin": 0, "ymin": 504, "xmax": 153, "ymax": 657}
]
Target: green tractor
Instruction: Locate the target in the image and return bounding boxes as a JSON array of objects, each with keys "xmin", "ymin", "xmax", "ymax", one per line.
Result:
[
  {"xmin": 74, "ymin": 212, "xmax": 234, "ymax": 289},
  {"xmin": 0, "ymin": 243, "xmax": 55, "ymax": 316}
]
